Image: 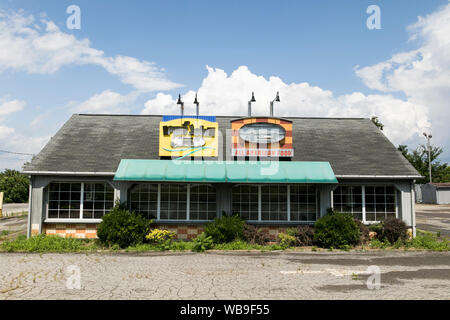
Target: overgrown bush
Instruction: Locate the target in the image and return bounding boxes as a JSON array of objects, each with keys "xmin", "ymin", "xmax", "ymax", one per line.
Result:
[
  {"xmin": 287, "ymin": 226, "xmax": 315, "ymax": 246},
  {"xmin": 97, "ymin": 203, "xmax": 151, "ymax": 248},
  {"xmin": 204, "ymin": 214, "xmax": 245, "ymax": 243},
  {"xmin": 382, "ymin": 217, "xmax": 408, "ymax": 244},
  {"xmin": 314, "ymin": 211, "xmax": 360, "ymax": 249},
  {"xmin": 192, "ymin": 232, "xmax": 214, "ymax": 252},
  {"xmin": 368, "ymin": 223, "xmax": 383, "ymax": 237},
  {"xmin": 278, "ymin": 233, "xmax": 297, "ymax": 248},
  {"xmin": 242, "ymin": 224, "xmax": 269, "ymax": 245},
  {"xmin": 354, "ymin": 220, "xmax": 370, "ymax": 244}
]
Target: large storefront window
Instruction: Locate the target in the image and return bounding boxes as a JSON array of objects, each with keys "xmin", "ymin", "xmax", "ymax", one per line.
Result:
[
  {"xmin": 365, "ymin": 186, "xmax": 396, "ymax": 221},
  {"xmin": 290, "ymin": 185, "xmax": 317, "ymax": 221},
  {"xmin": 232, "ymin": 185, "xmax": 259, "ymax": 220},
  {"xmin": 333, "ymin": 186, "xmax": 363, "ymax": 220},
  {"xmin": 48, "ymin": 182, "xmax": 114, "ymax": 220},
  {"xmin": 261, "ymin": 185, "xmax": 287, "ymax": 221},
  {"xmin": 130, "ymin": 183, "xmax": 216, "ymax": 221},
  {"xmin": 190, "ymin": 184, "xmax": 217, "ymax": 220},
  {"xmin": 232, "ymin": 184, "xmax": 318, "ymax": 222},
  {"xmin": 332, "ymin": 185, "xmax": 396, "ymax": 222},
  {"xmin": 160, "ymin": 184, "xmax": 187, "ymax": 220},
  {"xmin": 129, "ymin": 184, "xmax": 158, "ymax": 219}
]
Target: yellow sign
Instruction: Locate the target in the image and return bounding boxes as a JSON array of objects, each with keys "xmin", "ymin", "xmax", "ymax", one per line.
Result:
[{"xmin": 159, "ymin": 116, "xmax": 218, "ymax": 158}]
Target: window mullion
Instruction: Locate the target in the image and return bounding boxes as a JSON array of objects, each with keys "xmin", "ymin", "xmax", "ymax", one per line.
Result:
[
  {"xmin": 287, "ymin": 185, "xmax": 291, "ymax": 222},
  {"xmin": 80, "ymin": 183, "xmax": 84, "ymax": 220},
  {"xmin": 362, "ymin": 185, "xmax": 366, "ymax": 223},
  {"xmin": 186, "ymin": 184, "xmax": 190, "ymax": 221},
  {"xmin": 157, "ymin": 184, "xmax": 161, "ymax": 220},
  {"xmin": 258, "ymin": 185, "xmax": 262, "ymax": 221}
]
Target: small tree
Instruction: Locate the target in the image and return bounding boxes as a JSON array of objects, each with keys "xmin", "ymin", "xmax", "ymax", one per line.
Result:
[
  {"xmin": 398, "ymin": 144, "xmax": 449, "ymax": 183},
  {"xmin": 371, "ymin": 116, "xmax": 384, "ymax": 131},
  {"xmin": 0, "ymin": 169, "xmax": 30, "ymax": 203}
]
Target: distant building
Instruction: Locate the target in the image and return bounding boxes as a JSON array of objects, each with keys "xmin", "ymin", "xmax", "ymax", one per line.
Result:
[{"xmin": 421, "ymin": 183, "xmax": 450, "ymax": 204}]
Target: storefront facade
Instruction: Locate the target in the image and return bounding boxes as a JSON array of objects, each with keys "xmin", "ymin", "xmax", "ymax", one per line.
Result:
[{"xmin": 24, "ymin": 114, "xmax": 421, "ymax": 239}]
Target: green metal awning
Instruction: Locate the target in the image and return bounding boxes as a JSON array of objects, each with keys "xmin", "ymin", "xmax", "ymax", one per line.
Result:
[{"xmin": 114, "ymin": 159, "xmax": 337, "ymax": 183}]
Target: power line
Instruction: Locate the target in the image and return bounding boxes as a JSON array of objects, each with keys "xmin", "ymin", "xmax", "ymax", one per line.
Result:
[{"xmin": 0, "ymin": 149, "xmax": 34, "ymax": 156}]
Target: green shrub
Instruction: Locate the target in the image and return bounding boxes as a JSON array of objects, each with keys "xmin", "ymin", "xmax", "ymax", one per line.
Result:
[
  {"xmin": 242, "ymin": 224, "xmax": 269, "ymax": 245},
  {"xmin": 192, "ymin": 232, "xmax": 214, "ymax": 252},
  {"xmin": 382, "ymin": 218, "xmax": 408, "ymax": 244},
  {"xmin": 314, "ymin": 211, "xmax": 360, "ymax": 249},
  {"xmin": 204, "ymin": 214, "xmax": 245, "ymax": 243},
  {"xmin": 277, "ymin": 233, "xmax": 297, "ymax": 248},
  {"xmin": 368, "ymin": 223, "xmax": 383, "ymax": 237},
  {"xmin": 97, "ymin": 203, "xmax": 152, "ymax": 248}
]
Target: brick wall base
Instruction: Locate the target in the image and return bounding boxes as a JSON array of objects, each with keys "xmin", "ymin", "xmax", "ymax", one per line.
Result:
[
  {"xmin": 43, "ymin": 223, "xmax": 98, "ymax": 239},
  {"xmin": 41, "ymin": 223, "xmax": 293, "ymax": 241}
]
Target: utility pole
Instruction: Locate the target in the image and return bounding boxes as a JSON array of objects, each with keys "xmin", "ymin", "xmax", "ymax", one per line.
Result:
[{"xmin": 423, "ymin": 132, "xmax": 433, "ymax": 183}]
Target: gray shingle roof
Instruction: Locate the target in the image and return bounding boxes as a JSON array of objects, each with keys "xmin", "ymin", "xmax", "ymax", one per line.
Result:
[{"xmin": 24, "ymin": 114, "xmax": 420, "ymax": 177}]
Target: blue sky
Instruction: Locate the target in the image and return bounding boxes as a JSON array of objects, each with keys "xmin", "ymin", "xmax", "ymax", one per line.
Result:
[{"xmin": 0, "ymin": 0, "xmax": 449, "ymax": 169}]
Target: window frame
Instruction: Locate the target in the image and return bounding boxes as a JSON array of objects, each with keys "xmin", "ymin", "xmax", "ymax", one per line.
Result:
[
  {"xmin": 129, "ymin": 183, "xmax": 218, "ymax": 223},
  {"xmin": 331, "ymin": 184, "xmax": 398, "ymax": 223},
  {"xmin": 45, "ymin": 181, "xmax": 115, "ymax": 223},
  {"xmin": 232, "ymin": 184, "xmax": 319, "ymax": 223}
]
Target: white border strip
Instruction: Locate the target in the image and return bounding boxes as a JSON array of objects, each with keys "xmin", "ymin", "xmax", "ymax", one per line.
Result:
[
  {"xmin": 336, "ymin": 175, "xmax": 422, "ymax": 179},
  {"xmin": 23, "ymin": 171, "xmax": 115, "ymax": 176}
]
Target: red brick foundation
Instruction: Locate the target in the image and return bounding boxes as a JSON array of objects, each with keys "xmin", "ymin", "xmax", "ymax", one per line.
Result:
[{"xmin": 41, "ymin": 223, "xmax": 295, "ymax": 241}]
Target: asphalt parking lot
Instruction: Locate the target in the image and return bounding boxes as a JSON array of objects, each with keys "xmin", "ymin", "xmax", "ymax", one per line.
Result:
[
  {"xmin": 0, "ymin": 251, "xmax": 449, "ymax": 300},
  {"xmin": 416, "ymin": 204, "xmax": 450, "ymax": 237}
]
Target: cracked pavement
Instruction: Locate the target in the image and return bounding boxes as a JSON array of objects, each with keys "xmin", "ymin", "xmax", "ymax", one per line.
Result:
[{"xmin": 0, "ymin": 251, "xmax": 449, "ymax": 299}]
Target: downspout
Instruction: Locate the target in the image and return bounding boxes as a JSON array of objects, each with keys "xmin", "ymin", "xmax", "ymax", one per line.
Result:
[
  {"xmin": 27, "ymin": 179, "xmax": 32, "ymax": 238},
  {"xmin": 410, "ymin": 180, "xmax": 416, "ymax": 237}
]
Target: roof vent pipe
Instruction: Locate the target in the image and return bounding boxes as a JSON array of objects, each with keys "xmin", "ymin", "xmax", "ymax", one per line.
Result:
[
  {"xmin": 177, "ymin": 94, "xmax": 184, "ymax": 118},
  {"xmin": 270, "ymin": 92, "xmax": 280, "ymax": 117},
  {"xmin": 194, "ymin": 93, "xmax": 199, "ymax": 117},
  {"xmin": 248, "ymin": 92, "xmax": 256, "ymax": 117}
]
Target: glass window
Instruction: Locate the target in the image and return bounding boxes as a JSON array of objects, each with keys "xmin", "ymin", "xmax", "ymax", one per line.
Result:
[
  {"xmin": 190, "ymin": 184, "xmax": 216, "ymax": 220},
  {"xmin": 365, "ymin": 185, "xmax": 396, "ymax": 221},
  {"xmin": 261, "ymin": 185, "xmax": 288, "ymax": 221},
  {"xmin": 47, "ymin": 182, "xmax": 113, "ymax": 220},
  {"xmin": 159, "ymin": 184, "xmax": 187, "ymax": 220},
  {"xmin": 232, "ymin": 185, "xmax": 259, "ymax": 220},
  {"xmin": 83, "ymin": 183, "xmax": 114, "ymax": 219},
  {"xmin": 129, "ymin": 183, "xmax": 158, "ymax": 219},
  {"xmin": 290, "ymin": 185, "xmax": 317, "ymax": 221},
  {"xmin": 333, "ymin": 186, "xmax": 363, "ymax": 220}
]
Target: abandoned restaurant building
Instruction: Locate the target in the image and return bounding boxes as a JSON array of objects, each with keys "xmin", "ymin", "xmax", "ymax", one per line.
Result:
[{"xmin": 23, "ymin": 94, "xmax": 422, "ymax": 239}]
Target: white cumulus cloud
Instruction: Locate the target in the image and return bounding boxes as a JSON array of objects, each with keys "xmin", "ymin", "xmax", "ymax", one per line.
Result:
[
  {"xmin": 142, "ymin": 65, "xmax": 430, "ymax": 147},
  {"xmin": 0, "ymin": 10, "xmax": 181, "ymax": 92}
]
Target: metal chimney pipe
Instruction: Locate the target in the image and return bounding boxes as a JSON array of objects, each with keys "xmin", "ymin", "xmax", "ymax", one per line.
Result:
[
  {"xmin": 248, "ymin": 92, "xmax": 256, "ymax": 117},
  {"xmin": 177, "ymin": 94, "xmax": 184, "ymax": 118},
  {"xmin": 194, "ymin": 93, "xmax": 199, "ymax": 117},
  {"xmin": 270, "ymin": 92, "xmax": 280, "ymax": 117}
]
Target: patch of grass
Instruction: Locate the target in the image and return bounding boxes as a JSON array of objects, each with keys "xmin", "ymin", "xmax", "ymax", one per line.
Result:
[
  {"xmin": 405, "ymin": 233, "xmax": 450, "ymax": 251},
  {"xmin": 369, "ymin": 231, "xmax": 449, "ymax": 251},
  {"xmin": 0, "ymin": 235, "xmax": 100, "ymax": 253},
  {"xmin": 212, "ymin": 240, "xmax": 283, "ymax": 251}
]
